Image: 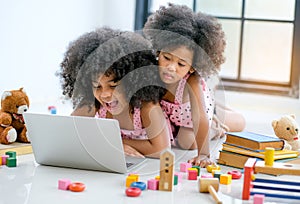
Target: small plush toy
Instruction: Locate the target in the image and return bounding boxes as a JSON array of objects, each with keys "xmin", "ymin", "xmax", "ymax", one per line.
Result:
[
  {"xmin": 272, "ymin": 114, "xmax": 300, "ymax": 151},
  {"xmin": 0, "ymin": 88, "xmax": 30, "ymax": 144}
]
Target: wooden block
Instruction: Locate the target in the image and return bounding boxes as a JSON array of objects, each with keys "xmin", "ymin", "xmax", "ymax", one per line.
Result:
[
  {"xmin": 58, "ymin": 179, "xmax": 72, "ymax": 190},
  {"xmin": 206, "ymin": 164, "xmax": 220, "ymax": 173},
  {"xmin": 255, "ymin": 160, "xmax": 300, "ymax": 176},
  {"xmin": 180, "ymin": 162, "xmax": 192, "ymax": 172},
  {"xmin": 253, "ymin": 194, "xmax": 265, "ymax": 204},
  {"xmin": 159, "ymin": 148, "xmax": 175, "ymax": 191},
  {"xmin": 1, "ymin": 155, "xmax": 9, "ymax": 165},
  {"xmin": 6, "ymin": 157, "xmax": 17, "ymax": 167},
  {"xmin": 220, "ymin": 174, "xmax": 232, "ymax": 185},
  {"xmin": 147, "ymin": 179, "xmax": 159, "ymax": 190},
  {"xmin": 242, "ymin": 158, "xmax": 256, "ymax": 200},
  {"xmin": 126, "ymin": 175, "xmax": 137, "ymax": 187},
  {"xmin": 187, "ymin": 169, "xmax": 198, "ymax": 180},
  {"xmin": 264, "ymin": 147, "xmax": 274, "ymax": 166},
  {"xmin": 192, "ymin": 165, "xmax": 201, "ymax": 176}
]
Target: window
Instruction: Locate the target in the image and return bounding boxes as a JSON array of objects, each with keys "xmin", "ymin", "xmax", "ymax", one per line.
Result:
[{"xmin": 135, "ymin": 0, "xmax": 300, "ymax": 98}]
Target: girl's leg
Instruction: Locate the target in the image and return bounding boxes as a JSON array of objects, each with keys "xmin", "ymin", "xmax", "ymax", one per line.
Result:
[{"xmin": 176, "ymin": 127, "xmax": 197, "ymax": 150}]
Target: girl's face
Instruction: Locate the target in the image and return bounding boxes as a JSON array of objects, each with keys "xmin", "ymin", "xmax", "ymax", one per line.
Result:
[
  {"xmin": 92, "ymin": 73, "xmax": 128, "ymax": 115},
  {"xmin": 158, "ymin": 46, "xmax": 194, "ymax": 84}
]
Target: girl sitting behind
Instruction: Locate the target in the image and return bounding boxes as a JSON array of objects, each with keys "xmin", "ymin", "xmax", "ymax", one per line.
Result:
[{"xmin": 143, "ymin": 3, "xmax": 226, "ymax": 166}]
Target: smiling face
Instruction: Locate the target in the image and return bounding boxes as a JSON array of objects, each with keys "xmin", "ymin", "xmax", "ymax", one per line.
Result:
[
  {"xmin": 92, "ymin": 73, "xmax": 128, "ymax": 115},
  {"xmin": 158, "ymin": 46, "xmax": 194, "ymax": 85}
]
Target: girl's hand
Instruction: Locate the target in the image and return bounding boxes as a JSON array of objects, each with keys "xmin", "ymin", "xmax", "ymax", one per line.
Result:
[
  {"xmin": 188, "ymin": 155, "xmax": 215, "ymax": 168},
  {"xmin": 123, "ymin": 144, "xmax": 145, "ymax": 158}
]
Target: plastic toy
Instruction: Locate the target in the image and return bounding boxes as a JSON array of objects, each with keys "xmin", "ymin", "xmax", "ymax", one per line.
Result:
[
  {"xmin": 125, "ymin": 187, "xmax": 142, "ymax": 197},
  {"xmin": 130, "ymin": 181, "xmax": 146, "ymax": 191},
  {"xmin": 68, "ymin": 182, "xmax": 86, "ymax": 192},
  {"xmin": 227, "ymin": 170, "xmax": 242, "ymax": 179},
  {"xmin": 199, "ymin": 178, "xmax": 222, "ymax": 204},
  {"xmin": 0, "ymin": 88, "xmax": 30, "ymax": 144}
]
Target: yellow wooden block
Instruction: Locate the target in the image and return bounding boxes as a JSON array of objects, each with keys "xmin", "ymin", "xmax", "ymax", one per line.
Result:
[
  {"xmin": 126, "ymin": 175, "xmax": 137, "ymax": 187},
  {"xmin": 264, "ymin": 147, "xmax": 275, "ymax": 166},
  {"xmin": 220, "ymin": 174, "xmax": 232, "ymax": 185},
  {"xmin": 206, "ymin": 164, "xmax": 220, "ymax": 173},
  {"xmin": 155, "ymin": 175, "xmax": 160, "ymax": 180}
]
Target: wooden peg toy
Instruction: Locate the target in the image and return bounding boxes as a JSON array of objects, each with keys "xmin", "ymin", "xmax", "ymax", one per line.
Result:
[
  {"xmin": 199, "ymin": 178, "xmax": 222, "ymax": 204},
  {"xmin": 159, "ymin": 148, "xmax": 175, "ymax": 191}
]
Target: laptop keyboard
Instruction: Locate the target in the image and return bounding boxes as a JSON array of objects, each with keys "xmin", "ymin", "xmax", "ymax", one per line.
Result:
[{"xmin": 126, "ymin": 162, "xmax": 134, "ymax": 168}]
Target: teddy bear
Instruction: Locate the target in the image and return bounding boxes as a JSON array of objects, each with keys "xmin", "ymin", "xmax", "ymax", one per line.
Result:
[
  {"xmin": 272, "ymin": 114, "xmax": 300, "ymax": 151},
  {"xmin": 0, "ymin": 88, "xmax": 30, "ymax": 144}
]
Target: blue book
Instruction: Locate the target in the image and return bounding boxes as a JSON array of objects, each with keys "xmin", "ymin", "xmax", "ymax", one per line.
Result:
[{"xmin": 225, "ymin": 131, "xmax": 284, "ymax": 151}]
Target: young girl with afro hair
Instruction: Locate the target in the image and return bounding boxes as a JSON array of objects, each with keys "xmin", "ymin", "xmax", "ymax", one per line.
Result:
[
  {"xmin": 143, "ymin": 3, "xmax": 227, "ymax": 166},
  {"xmin": 57, "ymin": 27, "xmax": 172, "ymax": 158}
]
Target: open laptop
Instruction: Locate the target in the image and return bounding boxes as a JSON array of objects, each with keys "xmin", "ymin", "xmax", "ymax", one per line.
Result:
[{"xmin": 23, "ymin": 112, "xmax": 146, "ymax": 174}]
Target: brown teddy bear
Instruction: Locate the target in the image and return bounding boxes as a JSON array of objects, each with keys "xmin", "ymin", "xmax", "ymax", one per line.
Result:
[
  {"xmin": 272, "ymin": 114, "xmax": 300, "ymax": 151},
  {"xmin": 0, "ymin": 88, "xmax": 30, "ymax": 144}
]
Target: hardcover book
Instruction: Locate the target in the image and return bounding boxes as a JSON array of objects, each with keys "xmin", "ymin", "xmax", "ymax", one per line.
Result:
[{"xmin": 225, "ymin": 131, "xmax": 284, "ymax": 151}]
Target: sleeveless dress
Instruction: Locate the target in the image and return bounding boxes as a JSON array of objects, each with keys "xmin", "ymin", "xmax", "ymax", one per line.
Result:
[
  {"xmin": 95, "ymin": 106, "xmax": 174, "ymax": 143},
  {"xmin": 160, "ymin": 73, "xmax": 214, "ymax": 137}
]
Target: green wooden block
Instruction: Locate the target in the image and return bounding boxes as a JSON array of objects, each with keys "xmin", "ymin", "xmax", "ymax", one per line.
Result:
[
  {"xmin": 173, "ymin": 174, "xmax": 178, "ymax": 185},
  {"xmin": 5, "ymin": 151, "xmax": 17, "ymax": 158},
  {"xmin": 213, "ymin": 171, "xmax": 222, "ymax": 179},
  {"xmin": 192, "ymin": 165, "xmax": 200, "ymax": 176},
  {"xmin": 6, "ymin": 157, "xmax": 17, "ymax": 167}
]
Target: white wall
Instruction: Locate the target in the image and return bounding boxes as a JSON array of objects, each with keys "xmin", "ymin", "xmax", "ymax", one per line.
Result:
[{"xmin": 0, "ymin": 0, "xmax": 135, "ymax": 105}]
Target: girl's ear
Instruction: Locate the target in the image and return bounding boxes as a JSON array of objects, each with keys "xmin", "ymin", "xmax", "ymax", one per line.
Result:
[{"xmin": 189, "ymin": 67, "xmax": 195, "ymax": 74}]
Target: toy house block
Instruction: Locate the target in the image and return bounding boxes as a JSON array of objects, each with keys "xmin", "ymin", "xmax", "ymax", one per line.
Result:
[
  {"xmin": 174, "ymin": 172, "xmax": 183, "ymax": 183},
  {"xmin": 1, "ymin": 155, "xmax": 9, "ymax": 165},
  {"xmin": 253, "ymin": 194, "xmax": 265, "ymax": 204},
  {"xmin": 147, "ymin": 179, "xmax": 159, "ymax": 190},
  {"xmin": 159, "ymin": 148, "xmax": 175, "ymax": 191},
  {"xmin": 180, "ymin": 162, "xmax": 192, "ymax": 172},
  {"xmin": 126, "ymin": 175, "xmax": 138, "ymax": 187},
  {"xmin": 6, "ymin": 157, "xmax": 17, "ymax": 167},
  {"xmin": 206, "ymin": 164, "xmax": 220, "ymax": 173},
  {"xmin": 187, "ymin": 168, "xmax": 198, "ymax": 180},
  {"xmin": 58, "ymin": 179, "xmax": 72, "ymax": 190},
  {"xmin": 220, "ymin": 174, "xmax": 232, "ymax": 185},
  {"xmin": 5, "ymin": 151, "xmax": 16, "ymax": 158}
]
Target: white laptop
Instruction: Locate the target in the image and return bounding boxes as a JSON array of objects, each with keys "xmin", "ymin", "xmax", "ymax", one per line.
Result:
[{"xmin": 23, "ymin": 112, "xmax": 146, "ymax": 174}]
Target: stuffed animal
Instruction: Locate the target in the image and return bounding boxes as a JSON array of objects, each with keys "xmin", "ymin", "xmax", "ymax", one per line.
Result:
[
  {"xmin": 272, "ymin": 114, "xmax": 300, "ymax": 151},
  {"xmin": 0, "ymin": 88, "xmax": 30, "ymax": 144}
]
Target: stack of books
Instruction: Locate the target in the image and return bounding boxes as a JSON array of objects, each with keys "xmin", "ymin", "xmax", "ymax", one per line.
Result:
[{"xmin": 218, "ymin": 131, "xmax": 299, "ymax": 169}]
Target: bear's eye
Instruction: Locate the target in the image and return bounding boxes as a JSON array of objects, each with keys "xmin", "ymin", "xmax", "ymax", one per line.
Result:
[
  {"xmin": 286, "ymin": 127, "xmax": 290, "ymax": 130},
  {"xmin": 296, "ymin": 129, "xmax": 298, "ymax": 132}
]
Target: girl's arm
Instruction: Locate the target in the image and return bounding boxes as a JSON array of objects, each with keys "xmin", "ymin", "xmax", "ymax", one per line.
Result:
[
  {"xmin": 122, "ymin": 102, "xmax": 171, "ymax": 158},
  {"xmin": 186, "ymin": 74, "xmax": 214, "ymax": 167}
]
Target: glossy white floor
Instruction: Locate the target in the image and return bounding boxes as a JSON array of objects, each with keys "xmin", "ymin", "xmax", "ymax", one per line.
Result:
[{"xmin": 1, "ymin": 91, "xmax": 300, "ymax": 204}]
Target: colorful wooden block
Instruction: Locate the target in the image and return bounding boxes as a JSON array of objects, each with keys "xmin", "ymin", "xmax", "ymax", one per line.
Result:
[
  {"xmin": 128, "ymin": 173, "xmax": 139, "ymax": 181},
  {"xmin": 206, "ymin": 164, "xmax": 220, "ymax": 173},
  {"xmin": 264, "ymin": 147, "xmax": 275, "ymax": 166},
  {"xmin": 192, "ymin": 165, "xmax": 201, "ymax": 176},
  {"xmin": 174, "ymin": 172, "xmax": 183, "ymax": 183},
  {"xmin": 155, "ymin": 175, "xmax": 160, "ymax": 180},
  {"xmin": 212, "ymin": 169, "xmax": 221, "ymax": 176},
  {"xmin": 188, "ymin": 168, "xmax": 198, "ymax": 180},
  {"xmin": 173, "ymin": 175, "xmax": 178, "ymax": 185},
  {"xmin": 147, "ymin": 179, "xmax": 159, "ymax": 190},
  {"xmin": 201, "ymin": 173, "xmax": 213, "ymax": 178},
  {"xmin": 5, "ymin": 151, "xmax": 16, "ymax": 158},
  {"xmin": 253, "ymin": 194, "xmax": 265, "ymax": 204},
  {"xmin": 220, "ymin": 174, "xmax": 232, "ymax": 185},
  {"xmin": 180, "ymin": 162, "xmax": 192, "ymax": 172},
  {"xmin": 126, "ymin": 175, "xmax": 138, "ymax": 187},
  {"xmin": 6, "ymin": 157, "xmax": 17, "ymax": 167},
  {"xmin": 1, "ymin": 155, "xmax": 9, "ymax": 165},
  {"xmin": 213, "ymin": 171, "xmax": 222, "ymax": 180},
  {"xmin": 58, "ymin": 179, "xmax": 72, "ymax": 190}
]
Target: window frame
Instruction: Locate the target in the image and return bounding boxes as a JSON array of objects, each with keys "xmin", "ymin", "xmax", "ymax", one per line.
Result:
[{"xmin": 135, "ymin": 0, "xmax": 300, "ymax": 98}]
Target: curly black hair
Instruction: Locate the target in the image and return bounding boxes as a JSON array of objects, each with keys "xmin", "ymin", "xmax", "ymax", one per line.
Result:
[
  {"xmin": 57, "ymin": 28, "xmax": 165, "ymax": 112},
  {"xmin": 143, "ymin": 3, "xmax": 226, "ymax": 77}
]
